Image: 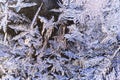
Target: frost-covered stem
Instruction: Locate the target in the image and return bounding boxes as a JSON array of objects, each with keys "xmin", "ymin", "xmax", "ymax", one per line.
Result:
[
  {"xmin": 68, "ymin": 0, "xmax": 70, "ymax": 7},
  {"xmin": 30, "ymin": 3, "xmax": 43, "ymax": 29},
  {"xmin": 109, "ymin": 46, "xmax": 120, "ymax": 59},
  {"xmin": 4, "ymin": 32, "xmax": 7, "ymax": 44},
  {"xmin": 3, "ymin": 2, "xmax": 9, "ymax": 44}
]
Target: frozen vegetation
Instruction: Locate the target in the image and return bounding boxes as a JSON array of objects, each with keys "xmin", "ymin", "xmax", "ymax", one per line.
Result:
[{"xmin": 0, "ymin": 0, "xmax": 120, "ymax": 80}]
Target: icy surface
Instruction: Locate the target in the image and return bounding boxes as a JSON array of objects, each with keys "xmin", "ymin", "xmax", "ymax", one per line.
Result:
[{"xmin": 0, "ymin": 0, "xmax": 120, "ymax": 80}]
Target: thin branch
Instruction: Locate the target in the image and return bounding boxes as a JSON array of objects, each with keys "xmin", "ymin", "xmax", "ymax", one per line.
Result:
[
  {"xmin": 4, "ymin": 32, "xmax": 7, "ymax": 45},
  {"xmin": 109, "ymin": 45, "xmax": 120, "ymax": 60},
  {"xmin": 30, "ymin": 3, "xmax": 43, "ymax": 29}
]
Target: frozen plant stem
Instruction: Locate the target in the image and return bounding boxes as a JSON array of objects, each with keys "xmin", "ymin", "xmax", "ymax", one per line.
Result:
[
  {"xmin": 68, "ymin": 0, "xmax": 70, "ymax": 7},
  {"xmin": 30, "ymin": 3, "xmax": 43, "ymax": 29},
  {"xmin": 110, "ymin": 46, "xmax": 120, "ymax": 59},
  {"xmin": 4, "ymin": 32, "xmax": 7, "ymax": 44}
]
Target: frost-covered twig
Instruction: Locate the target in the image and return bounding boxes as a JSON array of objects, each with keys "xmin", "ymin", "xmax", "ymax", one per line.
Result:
[
  {"xmin": 30, "ymin": 3, "xmax": 43, "ymax": 29},
  {"xmin": 111, "ymin": 46, "xmax": 120, "ymax": 59}
]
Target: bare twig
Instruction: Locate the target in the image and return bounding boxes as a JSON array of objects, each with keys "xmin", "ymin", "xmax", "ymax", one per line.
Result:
[{"xmin": 30, "ymin": 3, "xmax": 43, "ymax": 29}]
